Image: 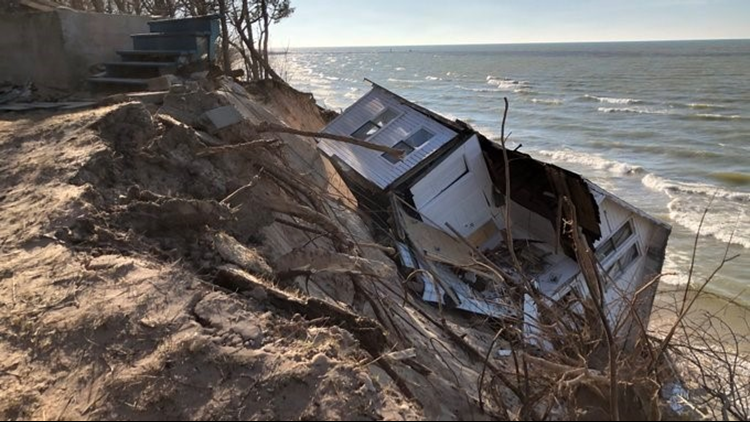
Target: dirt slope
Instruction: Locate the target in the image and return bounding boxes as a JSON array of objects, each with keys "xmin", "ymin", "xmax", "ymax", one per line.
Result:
[
  {"xmin": 0, "ymin": 92, "xmax": 421, "ymax": 420},
  {"xmin": 0, "ymin": 77, "xmax": 545, "ymax": 420}
]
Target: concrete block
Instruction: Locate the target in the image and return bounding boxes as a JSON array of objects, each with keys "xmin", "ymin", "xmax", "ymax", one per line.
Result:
[
  {"xmin": 147, "ymin": 74, "xmax": 181, "ymax": 91},
  {"xmin": 203, "ymin": 105, "xmax": 244, "ymax": 130}
]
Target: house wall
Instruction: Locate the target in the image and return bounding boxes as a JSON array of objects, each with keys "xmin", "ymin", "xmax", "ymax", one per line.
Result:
[
  {"xmin": 409, "ymin": 135, "xmax": 503, "ymax": 240},
  {"xmin": 588, "ymin": 192, "xmax": 667, "ymax": 333},
  {"xmin": 0, "ymin": 10, "xmax": 149, "ymax": 90},
  {"xmin": 320, "ymin": 86, "xmax": 458, "ymax": 189}
]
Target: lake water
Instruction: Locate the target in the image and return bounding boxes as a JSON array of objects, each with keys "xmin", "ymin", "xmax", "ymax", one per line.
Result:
[{"xmin": 276, "ymin": 40, "xmax": 750, "ymax": 305}]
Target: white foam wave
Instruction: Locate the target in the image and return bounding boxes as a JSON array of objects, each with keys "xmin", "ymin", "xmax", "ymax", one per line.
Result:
[
  {"xmin": 598, "ymin": 107, "xmax": 671, "ymax": 115},
  {"xmin": 486, "ymin": 75, "xmax": 530, "ymax": 91},
  {"xmin": 531, "ymin": 98, "xmax": 563, "ymax": 105},
  {"xmin": 395, "ymin": 67, "xmax": 406, "ymax": 71},
  {"xmin": 691, "ymin": 113, "xmax": 744, "ymax": 121},
  {"xmin": 455, "ymin": 85, "xmax": 497, "ymax": 93},
  {"xmin": 642, "ymin": 174, "xmax": 750, "ymax": 249},
  {"xmin": 584, "ymin": 94, "xmax": 642, "ymax": 104},
  {"xmin": 686, "ymin": 103, "xmax": 723, "ymax": 109},
  {"xmin": 425, "ymin": 75, "xmax": 440, "ymax": 81},
  {"xmin": 535, "ymin": 149, "xmax": 646, "ymax": 176},
  {"xmin": 386, "ymin": 78, "xmax": 421, "ymax": 84}
]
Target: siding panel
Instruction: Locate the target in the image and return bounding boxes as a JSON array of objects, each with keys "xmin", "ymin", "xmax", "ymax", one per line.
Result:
[{"xmin": 317, "ymin": 87, "xmax": 457, "ymax": 189}]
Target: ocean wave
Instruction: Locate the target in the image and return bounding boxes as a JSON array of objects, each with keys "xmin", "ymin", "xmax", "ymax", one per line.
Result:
[
  {"xmin": 685, "ymin": 102, "xmax": 724, "ymax": 109},
  {"xmin": 642, "ymin": 174, "xmax": 750, "ymax": 249},
  {"xmin": 688, "ymin": 113, "xmax": 744, "ymax": 121},
  {"xmin": 455, "ymin": 85, "xmax": 498, "ymax": 93},
  {"xmin": 486, "ymin": 75, "xmax": 530, "ymax": 91},
  {"xmin": 425, "ymin": 75, "xmax": 441, "ymax": 81},
  {"xmin": 395, "ymin": 67, "xmax": 406, "ymax": 71},
  {"xmin": 386, "ymin": 78, "xmax": 421, "ymax": 84},
  {"xmin": 583, "ymin": 94, "xmax": 642, "ymax": 104},
  {"xmin": 531, "ymin": 98, "xmax": 563, "ymax": 105},
  {"xmin": 535, "ymin": 149, "xmax": 646, "ymax": 176},
  {"xmin": 597, "ymin": 107, "xmax": 671, "ymax": 115},
  {"xmin": 709, "ymin": 172, "xmax": 750, "ymax": 187},
  {"xmin": 642, "ymin": 174, "xmax": 750, "ymax": 203}
]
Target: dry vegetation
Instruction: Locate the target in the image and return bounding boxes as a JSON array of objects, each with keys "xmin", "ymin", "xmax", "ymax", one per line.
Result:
[{"xmin": 0, "ymin": 43, "xmax": 747, "ymax": 422}]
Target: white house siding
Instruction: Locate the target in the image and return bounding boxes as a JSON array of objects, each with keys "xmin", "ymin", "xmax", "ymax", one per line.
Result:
[
  {"xmin": 318, "ymin": 86, "xmax": 457, "ymax": 189},
  {"xmin": 409, "ymin": 135, "xmax": 502, "ymax": 238}
]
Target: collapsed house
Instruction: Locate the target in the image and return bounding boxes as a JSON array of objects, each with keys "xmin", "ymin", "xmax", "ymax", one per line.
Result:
[{"xmin": 316, "ymin": 81, "xmax": 671, "ymax": 348}]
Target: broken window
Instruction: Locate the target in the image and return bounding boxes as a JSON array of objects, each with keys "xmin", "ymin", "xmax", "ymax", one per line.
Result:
[
  {"xmin": 382, "ymin": 141, "xmax": 415, "ymax": 164},
  {"xmin": 351, "ymin": 108, "xmax": 399, "ymax": 140},
  {"xmin": 596, "ymin": 220, "xmax": 634, "ymax": 262}
]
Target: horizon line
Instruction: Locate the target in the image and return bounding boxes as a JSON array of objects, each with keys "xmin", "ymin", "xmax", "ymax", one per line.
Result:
[{"xmin": 274, "ymin": 37, "xmax": 750, "ymax": 50}]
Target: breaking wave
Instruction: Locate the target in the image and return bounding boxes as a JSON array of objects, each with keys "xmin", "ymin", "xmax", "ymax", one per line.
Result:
[
  {"xmin": 597, "ymin": 107, "xmax": 671, "ymax": 115},
  {"xmin": 486, "ymin": 75, "xmax": 531, "ymax": 91},
  {"xmin": 642, "ymin": 174, "xmax": 750, "ymax": 249},
  {"xmin": 535, "ymin": 150, "xmax": 646, "ymax": 176},
  {"xmin": 531, "ymin": 98, "xmax": 563, "ymax": 105},
  {"xmin": 425, "ymin": 75, "xmax": 441, "ymax": 81},
  {"xmin": 582, "ymin": 94, "xmax": 642, "ymax": 104},
  {"xmin": 455, "ymin": 85, "xmax": 500, "ymax": 93},
  {"xmin": 688, "ymin": 113, "xmax": 744, "ymax": 121},
  {"xmin": 386, "ymin": 78, "xmax": 422, "ymax": 84},
  {"xmin": 685, "ymin": 102, "xmax": 724, "ymax": 109}
]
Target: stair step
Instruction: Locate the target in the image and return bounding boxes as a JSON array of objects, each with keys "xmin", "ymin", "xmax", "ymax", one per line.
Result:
[
  {"xmin": 148, "ymin": 14, "xmax": 220, "ymax": 34},
  {"xmin": 118, "ymin": 49, "xmax": 194, "ymax": 56},
  {"xmin": 105, "ymin": 61, "xmax": 178, "ymax": 67},
  {"xmin": 131, "ymin": 31, "xmax": 212, "ymax": 38},
  {"xmin": 118, "ymin": 49, "xmax": 196, "ymax": 64},
  {"xmin": 131, "ymin": 32, "xmax": 209, "ymax": 53},
  {"xmin": 104, "ymin": 61, "xmax": 178, "ymax": 78}
]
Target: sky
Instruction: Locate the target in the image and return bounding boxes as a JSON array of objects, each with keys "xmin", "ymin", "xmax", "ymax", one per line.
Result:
[{"xmin": 271, "ymin": 0, "xmax": 750, "ymax": 48}]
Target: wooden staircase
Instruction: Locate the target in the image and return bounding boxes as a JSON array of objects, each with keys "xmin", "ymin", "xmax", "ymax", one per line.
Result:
[{"xmin": 89, "ymin": 14, "xmax": 220, "ymax": 92}]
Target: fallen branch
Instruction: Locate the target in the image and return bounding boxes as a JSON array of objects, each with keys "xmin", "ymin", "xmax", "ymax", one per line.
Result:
[
  {"xmin": 273, "ymin": 249, "xmax": 395, "ymax": 280},
  {"xmin": 214, "ymin": 265, "xmax": 418, "ymax": 402},
  {"xmin": 254, "ymin": 122, "xmax": 406, "ymax": 156},
  {"xmin": 197, "ymin": 139, "xmax": 280, "ymax": 156}
]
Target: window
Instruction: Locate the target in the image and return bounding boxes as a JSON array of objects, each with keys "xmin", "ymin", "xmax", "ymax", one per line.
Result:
[
  {"xmin": 404, "ymin": 128, "xmax": 434, "ymax": 148},
  {"xmin": 351, "ymin": 108, "xmax": 398, "ymax": 140},
  {"xmin": 606, "ymin": 243, "xmax": 640, "ymax": 278},
  {"xmin": 381, "ymin": 141, "xmax": 414, "ymax": 164},
  {"xmin": 596, "ymin": 220, "xmax": 634, "ymax": 262},
  {"xmin": 380, "ymin": 128, "xmax": 435, "ymax": 164},
  {"xmin": 351, "ymin": 122, "xmax": 379, "ymax": 139}
]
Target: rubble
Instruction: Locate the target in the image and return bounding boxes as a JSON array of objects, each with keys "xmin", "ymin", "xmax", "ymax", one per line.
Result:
[{"xmin": 0, "ymin": 71, "xmax": 704, "ymax": 420}]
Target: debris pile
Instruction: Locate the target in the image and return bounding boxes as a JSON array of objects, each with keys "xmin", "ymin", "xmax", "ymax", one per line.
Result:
[{"xmin": 0, "ymin": 75, "xmax": 720, "ymax": 420}]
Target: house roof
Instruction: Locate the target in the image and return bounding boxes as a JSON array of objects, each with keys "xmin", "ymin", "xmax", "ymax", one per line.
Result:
[{"xmin": 318, "ymin": 82, "xmax": 468, "ymax": 190}]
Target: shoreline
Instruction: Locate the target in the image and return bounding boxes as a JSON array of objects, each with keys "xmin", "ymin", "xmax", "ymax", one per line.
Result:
[{"xmin": 651, "ymin": 286, "xmax": 750, "ymax": 353}]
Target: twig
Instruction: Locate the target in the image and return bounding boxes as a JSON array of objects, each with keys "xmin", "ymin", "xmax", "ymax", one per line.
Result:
[{"xmin": 499, "ymin": 97, "xmax": 523, "ymax": 275}]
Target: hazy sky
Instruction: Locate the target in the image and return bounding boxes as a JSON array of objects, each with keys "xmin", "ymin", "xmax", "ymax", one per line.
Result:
[{"xmin": 271, "ymin": 0, "xmax": 750, "ymax": 48}]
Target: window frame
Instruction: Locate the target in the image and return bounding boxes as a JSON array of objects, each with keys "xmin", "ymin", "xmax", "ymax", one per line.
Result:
[
  {"xmin": 350, "ymin": 107, "xmax": 400, "ymax": 140},
  {"xmin": 595, "ymin": 219, "xmax": 642, "ymax": 281},
  {"xmin": 380, "ymin": 127, "xmax": 435, "ymax": 164}
]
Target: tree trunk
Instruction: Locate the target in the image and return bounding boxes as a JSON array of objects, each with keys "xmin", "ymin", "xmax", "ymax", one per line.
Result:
[
  {"xmin": 217, "ymin": 0, "xmax": 232, "ymax": 75},
  {"xmin": 91, "ymin": 0, "xmax": 105, "ymax": 12},
  {"xmin": 260, "ymin": 0, "xmax": 270, "ymax": 70}
]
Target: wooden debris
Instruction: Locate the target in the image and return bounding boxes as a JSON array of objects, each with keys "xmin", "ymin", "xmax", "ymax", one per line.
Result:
[{"xmin": 274, "ymin": 249, "xmax": 395, "ymax": 279}]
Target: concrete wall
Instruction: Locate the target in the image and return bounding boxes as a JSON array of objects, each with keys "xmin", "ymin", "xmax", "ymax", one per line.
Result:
[
  {"xmin": 0, "ymin": 10, "xmax": 149, "ymax": 91},
  {"xmin": 0, "ymin": 11, "xmax": 69, "ymax": 89}
]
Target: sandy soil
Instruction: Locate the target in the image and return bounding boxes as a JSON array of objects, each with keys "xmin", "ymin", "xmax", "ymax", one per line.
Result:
[{"xmin": 0, "ymin": 92, "xmax": 421, "ymax": 420}]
